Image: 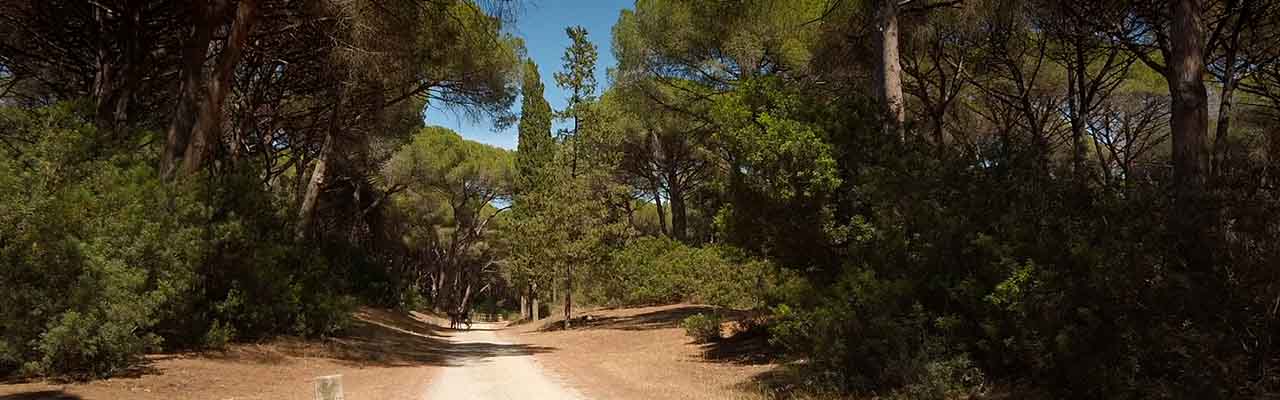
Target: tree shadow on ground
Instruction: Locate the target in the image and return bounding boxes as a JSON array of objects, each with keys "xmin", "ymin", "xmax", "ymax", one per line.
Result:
[
  {"xmin": 1, "ymin": 308, "xmax": 558, "ymax": 393},
  {"xmin": 211, "ymin": 308, "xmax": 558, "ymax": 368},
  {"xmin": 538, "ymin": 304, "xmax": 720, "ymax": 332},
  {"xmin": 739, "ymin": 367, "xmax": 810, "ymax": 399},
  {"xmin": 0, "ymin": 391, "xmax": 83, "ymax": 400},
  {"xmin": 0, "ymin": 359, "xmax": 162, "ymax": 386},
  {"xmin": 698, "ymin": 322, "xmax": 781, "ymax": 366},
  {"xmin": 545, "ymin": 304, "xmax": 781, "ymax": 366}
]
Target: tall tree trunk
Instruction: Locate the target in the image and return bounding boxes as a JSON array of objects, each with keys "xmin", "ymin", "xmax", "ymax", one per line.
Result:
[
  {"xmin": 649, "ymin": 129, "xmax": 669, "ymax": 237},
  {"xmin": 931, "ymin": 108, "xmax": 946, "ymax": 151},
  {"xmin": 1168, "ymin": 0, "xmax": 1212, "ymax": 266},
  {"xmin": 668, "ymin": 181, "xmax": 688, "ymax": 242},
  {"xmin": 563, "ymin": 265, "xmax": 573, "ymax": 330},
  {"xmin": 296, "ymin": 89, "xmax": 342, "ymax": 240},
  {"xmin": 161, "ymin": 2, "xmax": 218, "ymax": 180},
  {"xmin": 653, "ymin": 188, "xmax": 668, "ymax": 237},
  {"xmin": 875, "ymin": 0, "xmax": 906, "ymax": 141},
  {"xmin": 1212, "ymin": 1, "xmax": 1247, "ymax": 178},
  {"xmin": 459, "ymin": 281, "xmax": 473, "ymax": 315},
  {"xmin": 520, "ymin": 289, "xmax": 529, "ymax": 320},
  {"xmin": 1213, "ymin": 69, "xmax": 1237, "ymax": 177},
  {"xmin": 1068, "ymin": 45, "xmax": 1088, "ymax": 178},
  {"xmin": 180, "ymin": 0, "xmax": 258, "ymax": 176},
  {"xmin": 531, "ymin": 282, "xmax": 540, "ymax": 320},
  {"xmin": 92, "ymin": 1, "xmax": 145, "ymax": 135}
]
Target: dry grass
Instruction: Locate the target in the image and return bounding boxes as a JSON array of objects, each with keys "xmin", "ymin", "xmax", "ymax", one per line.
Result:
[{"xmin": 503, "ymin": 304, "xmax": 783, "ymax": 400}]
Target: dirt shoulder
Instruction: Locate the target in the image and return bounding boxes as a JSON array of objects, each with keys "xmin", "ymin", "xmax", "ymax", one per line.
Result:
[
  {"xmin": 502, "ymin": 304, "xmax": 780, "ymax": 400},
  {"xmin": 0, "ymin": 308, "xmax": 450, "ymax": 400}
]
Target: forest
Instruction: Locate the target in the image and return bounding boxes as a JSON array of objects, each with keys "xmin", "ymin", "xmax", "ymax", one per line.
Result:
[{"xmin": 2, "ymin": 0, "xmax": 1280, "ymax": 398}]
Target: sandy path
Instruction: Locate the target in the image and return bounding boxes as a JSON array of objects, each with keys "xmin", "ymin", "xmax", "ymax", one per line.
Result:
[{"xmin": 423, "ymin": 322, "xmax": 583, "ymax": 400}]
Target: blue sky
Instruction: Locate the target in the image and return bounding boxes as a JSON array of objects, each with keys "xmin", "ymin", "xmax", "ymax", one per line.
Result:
[{"xmin": 424, "ymin": 0, "xmax": 633, "ymax": 150}]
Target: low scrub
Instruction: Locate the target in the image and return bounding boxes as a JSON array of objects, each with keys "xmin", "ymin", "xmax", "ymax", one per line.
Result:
[
  {"xmin": 681, "ymin": 313, "xmax": 724, "ymax": 343},
  {"xmin": 589, "ymin": 236, "xmax": 788, "ymax": 310}
]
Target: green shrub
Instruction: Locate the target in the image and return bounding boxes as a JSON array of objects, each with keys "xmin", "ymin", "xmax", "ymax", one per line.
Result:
[
  {"xmin": 0, "ymin": 102, "xmax": 369, "ymax": 378},
  {"xmin": 890, "ymin": 354, "xmax": 987, "ymax": 400},
  {"xmin": 681, "ymin": 313, "xmax": 724, "ymax": 343},
  {"xmin": 767, "ymin": 268, "xmax": 988, "ymax": 396},
  {"xmin": 0, "ymin": 103, "xmax": 203, "ymax": 377},
  {"xmin": 202, "ymin": 320, "xmax": 236, "ymax": 350},
  {"xmin": 591, "ymin": 237, "xmax": 781, "ymax": 309}
]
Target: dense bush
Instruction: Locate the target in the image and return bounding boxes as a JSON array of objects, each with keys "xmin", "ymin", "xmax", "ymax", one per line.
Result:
[
  {"xmin": 755, "ymin": 130, "xmax": 1280, "ymax": 398},
  {"xmin": 681, "ymin": 313, "xmax": 723, "ymax": 343},
  {"xmin": 0, "ymin": 103, "xmax": 366, "ymax": 378},
  {"xmin": 589, "ymin": 236, "xmax": 784, "ymax": 309},
  {"xmin": 0, "ymin": 103, "xmax": 204, "ymax": 377},
  {"xmin": 768, "ymin": 268, "xmax": 986, "ymax": 398}
]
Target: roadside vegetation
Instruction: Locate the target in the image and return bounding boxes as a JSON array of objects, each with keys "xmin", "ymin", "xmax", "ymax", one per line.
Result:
[{"xmin": 4, "ymin": 0, "xmax": 1280, "ymax": 399}]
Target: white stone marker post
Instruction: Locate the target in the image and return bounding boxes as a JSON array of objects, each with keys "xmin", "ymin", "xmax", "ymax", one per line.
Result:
[{"xmin": 314, "ymin": 374, "xmax": 344, "ymax": 400}]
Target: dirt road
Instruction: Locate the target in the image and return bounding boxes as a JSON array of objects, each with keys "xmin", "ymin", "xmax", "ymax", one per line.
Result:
[{"xmin": 424, "ymin": 322, "xmax": 584, "ymax": 400}]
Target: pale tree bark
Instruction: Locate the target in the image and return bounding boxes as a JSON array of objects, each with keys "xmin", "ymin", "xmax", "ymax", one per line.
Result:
[
  {"xmin": 520, "ymin": 288, "xmax": 529, "ymax": 320},
  {"xmin": 295, "ymin": 89, "xmax": 342, "ymax": 241},
  {"xmin": 531, "ymin": 282, "xmax": 540, "ymax": 320},
  {"xmin": 1168, "ymin": 0, "xmax": 1212, "ymax": 266},
  {"xmin": 1067, "ymin": 46, "xmax": 1087, "ymax": 176},
  {"xmin": 181, "ymin": 0, "xmax": 259, "ymax": 176},
  {"xmin": 875, "ymin": 0, "xmax": 906, "ymax": 141},
  {"xmin": 1209, "ymin": 0, "xmax": 1252, "ymax": 177},
  {"xmin": 161, "ymin": 0, "xmax": 259, "ymax": 179}
]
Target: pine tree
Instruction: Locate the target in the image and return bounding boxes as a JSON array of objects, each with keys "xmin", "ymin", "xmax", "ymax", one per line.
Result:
[{"xmin": 516, "ymin": 60, "xmax": 555, "ymax": 193}]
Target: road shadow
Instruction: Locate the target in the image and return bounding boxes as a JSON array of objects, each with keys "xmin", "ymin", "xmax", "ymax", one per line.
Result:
[
  {"xmin": 2, "ymin": 308, "xmax": 559, "ymax": 390},
  {"xmin": 220, "ymin": 308, "xmax": 557, "ymax": 368},
  {"xmin": 0, "ymin": 391, "xmax": 83, "ymax": 400}
]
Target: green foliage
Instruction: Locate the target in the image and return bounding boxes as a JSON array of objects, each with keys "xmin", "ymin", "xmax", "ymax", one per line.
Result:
[
  {"xmin": 710, "ymin": 76, "xmax": 850, "ymax": 268},
  {"xmin": 554, "ymin": 26, "xmax": 599, "ymax": 105},
  {"xmin": 712, "ymin": 77, "xmax": 840, "ymax": 201},
  {"xmin": 590, "ymin": 236, "xmax": 781, "ymax": 310},
  {"xmin": 501, "ymin": 150, "xmax": 631, "ymax": 316},
  {"xmin": 612, "ymin": 0, "xmax": 825, "ymax": 86},
  {"xmin": 681, "ymin": 313, "xmax": 724, "ymax": 343},
  {"xmin": 387, "ymin": 126, "xmax": 515, "ymax": 205},
  {"xmin": 0, "ymin": 103, "xmax": 203, "ymax": 377},
  {"xmin": 767, "ymin": 266, "xmax": 986, "ymax": 399},
  {"xmin": 517, "ymin": 60, "xmax": 556, "ymax": 192},
  {"xmin": 384, "ymin": 126, "xmax": 515, "ymax": 312},
  {"xmin": 0, "ymin": 103, "xmax": 363, "ymax": 377},
  {"xmin": 406, "ymin": 0, "xmax": 525, "ymax": 125}
]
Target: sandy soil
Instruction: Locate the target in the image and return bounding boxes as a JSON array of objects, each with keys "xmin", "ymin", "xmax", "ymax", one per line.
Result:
[
  {"xmin": 0, "ymin": 308, "xmax": 451, "ymax": 400},
  {"xmin": 502, "ymin": 304, "xmax": 781, "ymax": 400},
  {"xmin": 423, "ymin": 322, "xmax": 581, "ymax": 399}
]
